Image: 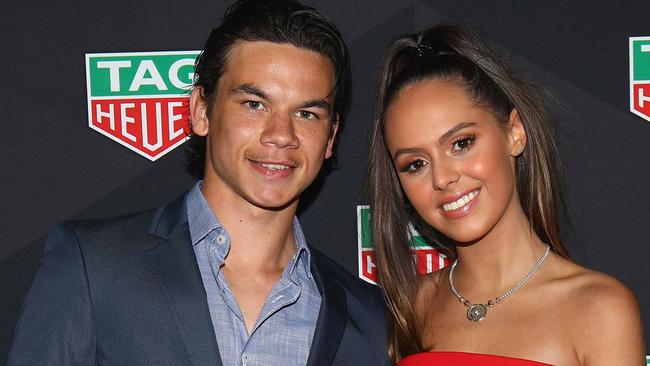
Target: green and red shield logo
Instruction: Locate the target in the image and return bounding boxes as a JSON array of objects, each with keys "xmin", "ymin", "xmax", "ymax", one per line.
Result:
[
  {"xmin": 85, "ymin": 51, "xmax": 200, "ymax": 160},
  {"xmin": 630, "ymin": 37, "xmax": 650, "ymax": 122},
  {"xmin": 357, "ymin": 205, "xmax": 450, "ymax": 285}
]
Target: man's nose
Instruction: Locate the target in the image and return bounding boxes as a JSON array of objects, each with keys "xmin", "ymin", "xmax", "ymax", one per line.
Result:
[{"xmin": 260, "ymin": 112, "xmax": 300, "ymax": 149}]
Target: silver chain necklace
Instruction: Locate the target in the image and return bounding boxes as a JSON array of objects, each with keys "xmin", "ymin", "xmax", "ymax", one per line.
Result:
[{"xmin": 448, "ymin": 244, "xmax": 550, "ymax": 322}]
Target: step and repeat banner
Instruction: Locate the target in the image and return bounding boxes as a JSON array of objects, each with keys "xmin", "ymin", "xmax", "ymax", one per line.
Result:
[{"xmin": 1, "ymin": 0, "xmax": 649, "ymax": 362}]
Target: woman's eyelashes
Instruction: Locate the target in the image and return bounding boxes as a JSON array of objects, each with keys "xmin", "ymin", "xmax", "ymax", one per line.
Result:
[
  {"xmin": 451, "ymin": 134, "xmax": 476, "ymax": 153},
  {"xmin": 399, "ymin": 158, "xmax": 428, "ymax": 174},
  {"xmin": 397, "ymin": 134, "xmax": 477, "ymax": 175}
]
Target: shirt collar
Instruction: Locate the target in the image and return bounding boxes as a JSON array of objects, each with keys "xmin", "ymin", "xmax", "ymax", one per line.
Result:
[
  {"xmin": 291, "ymin": 216, "xmax": 312, "ymax": 278},
  {"xmin": 186, "ymin": 181, "xmax": 312, "ymax": 275},
  {"xmin": 187, "ymin": 181, "xmax": 222, "ymax": 246}
]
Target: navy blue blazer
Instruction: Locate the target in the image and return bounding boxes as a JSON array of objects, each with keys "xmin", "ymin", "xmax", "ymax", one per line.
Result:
[{"xmin": 8, "ymin": 195, "xmax": 389, "ymax": 366}]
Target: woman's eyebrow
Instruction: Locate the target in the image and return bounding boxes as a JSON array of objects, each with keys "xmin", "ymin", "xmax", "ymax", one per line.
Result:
[
  {"xmin": 437, "ymin": 122, "xmax": 478, "ymax": 144},
  {"xmin": 393, "ymin": 122, "xmax": 478, "ymax": 160}
]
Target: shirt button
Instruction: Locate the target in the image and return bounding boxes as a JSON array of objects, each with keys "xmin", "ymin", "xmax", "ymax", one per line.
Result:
[
  {"xmin": 216, "ymin": 234, "xmax": 226, "ymax": 244},
  {"xmin": 242, "ymin": 353, "xmax": 249, "ymax": 365}
]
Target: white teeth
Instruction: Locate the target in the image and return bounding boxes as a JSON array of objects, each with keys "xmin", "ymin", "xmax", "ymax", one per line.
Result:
[
  {"xmin": 261, "ymin": 163, "xmax": 289, "ymax": 170},
  {"xmin": 442, "ymin": 189, "xmax": 480, "ymax": 212}
]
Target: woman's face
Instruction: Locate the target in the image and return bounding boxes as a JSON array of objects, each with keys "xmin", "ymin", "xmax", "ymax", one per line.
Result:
[{"xmin": 384, "ymin": 79, "xmax": 526, "ymax": 244}]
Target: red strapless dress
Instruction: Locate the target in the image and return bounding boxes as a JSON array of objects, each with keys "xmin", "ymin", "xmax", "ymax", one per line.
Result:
[{"xmin": 398, "ymin": 352, "xmax": 553, "ymax": 365}]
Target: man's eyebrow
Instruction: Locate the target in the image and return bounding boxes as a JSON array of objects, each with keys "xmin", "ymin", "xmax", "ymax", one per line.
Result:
[
  {"xmin": 298, "ymin": 99, "xmax": 331, "ymax": 112},
  {"xmin": 437, "ymin": 122, "xmax": 478, "ymax": 144},
  {"xmin": 230, "ymin": 83, "xmax": 268, "ymax": 99}
]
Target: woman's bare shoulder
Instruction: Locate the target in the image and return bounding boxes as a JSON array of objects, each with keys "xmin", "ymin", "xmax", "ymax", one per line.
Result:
[
  {"xmin": 549, "ymin": 256, "xmax": 644, "ymax": 365},
  {"xmin": 552, "ymin": 257, "xmax": 638, "ymax": 310}
]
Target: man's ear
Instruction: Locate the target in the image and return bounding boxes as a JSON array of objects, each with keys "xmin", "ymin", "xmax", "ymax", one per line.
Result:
[
  {"xmin": 508, "ymin": 108, "xmax": 526, "ymax": 157},
  {"xmin": 190, "ymin": 87, "xmax": 209, "ymax": 137},
  {"xmin": 324, "ymin": 114, "xmax": 340, "ymax": 159}
]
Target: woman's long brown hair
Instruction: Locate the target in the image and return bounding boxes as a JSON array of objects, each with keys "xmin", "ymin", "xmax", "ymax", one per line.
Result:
[{"xmin": 364, "ymin": 24, "xmax": 570, "ymax": 363}]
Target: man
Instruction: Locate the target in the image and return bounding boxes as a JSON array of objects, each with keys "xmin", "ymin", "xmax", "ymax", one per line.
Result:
[{"xmin": 7, "ymin": 1, "xmax": 388, "ymax": 365}]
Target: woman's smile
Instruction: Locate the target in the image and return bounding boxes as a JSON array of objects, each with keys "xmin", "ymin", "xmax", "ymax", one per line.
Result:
[{"xmin": 439, "ymin": 188, "xmax": 481, "ymax": 219}]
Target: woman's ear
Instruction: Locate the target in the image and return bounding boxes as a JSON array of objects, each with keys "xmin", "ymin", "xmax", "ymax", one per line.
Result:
[
  {"xmin": 190, "ymin": 87, "xmax": 209, "ymax": 136},
  {"xmin": 508, "ymin": 108, "xmax": 527, "ymax": 157}
]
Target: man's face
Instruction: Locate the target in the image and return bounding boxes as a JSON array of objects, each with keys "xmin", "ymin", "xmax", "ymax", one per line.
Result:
[{"xmin": 190, "ymin": 41, "xmax": 338, "ymax": 211}]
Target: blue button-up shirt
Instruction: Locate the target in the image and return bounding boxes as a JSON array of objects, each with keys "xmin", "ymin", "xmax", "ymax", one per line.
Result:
[{"xmin": 187, "ymin": 182, "xmax": 321, "ymax": 366}]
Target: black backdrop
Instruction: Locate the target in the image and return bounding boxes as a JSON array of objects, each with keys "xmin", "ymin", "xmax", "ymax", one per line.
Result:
[{"xmin": 1, "ymin": 0, "xmax": 649, "ymax": 363}]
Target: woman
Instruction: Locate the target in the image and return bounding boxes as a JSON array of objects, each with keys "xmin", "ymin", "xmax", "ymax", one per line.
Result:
[{"xmin": 366, "ymin": 24, "xmax": 645, "ymax": 365}]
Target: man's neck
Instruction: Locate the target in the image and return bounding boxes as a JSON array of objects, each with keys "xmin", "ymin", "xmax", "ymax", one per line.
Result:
[{"xmin": 200, "ymin": 181, "xmax": 298, "ymax": 273}]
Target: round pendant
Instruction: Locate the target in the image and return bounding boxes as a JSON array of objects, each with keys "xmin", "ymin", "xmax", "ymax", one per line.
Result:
[{"xmin": 467, "ymin": 303, "xmax": 487, "ymax": 321}]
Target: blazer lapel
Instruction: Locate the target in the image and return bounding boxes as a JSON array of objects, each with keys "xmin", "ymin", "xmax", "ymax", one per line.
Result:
[
  {"xmin": 147, "ymin": 195, "xmax": 223, "ymax": 366},
  {"xmin": 306, "ymin": 253, "xmax": 347, "ymax": 366}
]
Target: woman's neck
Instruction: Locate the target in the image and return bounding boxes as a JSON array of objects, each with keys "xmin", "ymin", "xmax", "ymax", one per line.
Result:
[{"xmin": 451, "ymin": 203, "xmax": 549, "ymax": 297}]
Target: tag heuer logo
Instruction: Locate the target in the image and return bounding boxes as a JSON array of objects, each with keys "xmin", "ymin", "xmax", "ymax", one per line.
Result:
[
  {"xmin": 357, "ymin": 205, "xmax": 450, "ymax": 285},
  {"xmin": 85, "ymin": 51, "xmax": 200, "ymax": 160},
  {"xmin": 630, "ymin": 37, "xmax": 650, "ymax": 122}
]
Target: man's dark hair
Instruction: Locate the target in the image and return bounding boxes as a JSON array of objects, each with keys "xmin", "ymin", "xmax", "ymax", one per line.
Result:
[{"xmin": 187, "ymin": 0, "xmax": 351, "ymax": 179}]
